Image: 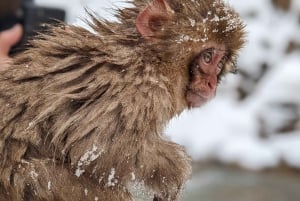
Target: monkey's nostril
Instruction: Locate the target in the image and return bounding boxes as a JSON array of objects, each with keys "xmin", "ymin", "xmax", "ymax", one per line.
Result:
[
  {"xmin": 206, "ymin": 81, "xmax": 211, "ymax": 88},
  {"xmin": 207, "ymin": 80, "xmax": 214, "ymax": 90}
]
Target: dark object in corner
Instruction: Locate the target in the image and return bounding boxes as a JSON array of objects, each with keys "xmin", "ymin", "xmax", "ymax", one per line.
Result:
[{"xmin": 0, "ymin": 0, "xmax": 66, "ymax": 54}]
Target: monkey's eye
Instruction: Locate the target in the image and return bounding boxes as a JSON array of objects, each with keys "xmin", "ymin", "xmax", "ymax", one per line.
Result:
[{"xmin": 201, "ymin": 49, "xmax": 213, "ymax": 64}]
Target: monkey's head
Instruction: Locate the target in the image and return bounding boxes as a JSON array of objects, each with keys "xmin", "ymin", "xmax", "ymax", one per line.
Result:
[{"xmin": 109, "ymin": 0, "xmax": 245, "ymax": 108}]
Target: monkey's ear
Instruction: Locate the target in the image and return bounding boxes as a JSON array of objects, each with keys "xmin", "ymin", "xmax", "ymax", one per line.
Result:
[{"xmin": 136, "ymin": 0, "xmax": 174, "ymax": 39}]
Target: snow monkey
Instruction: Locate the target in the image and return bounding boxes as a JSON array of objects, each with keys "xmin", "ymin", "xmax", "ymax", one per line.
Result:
[{"xmin": 0, "ymin": 0, "xmax": 245, "ymax": 200}]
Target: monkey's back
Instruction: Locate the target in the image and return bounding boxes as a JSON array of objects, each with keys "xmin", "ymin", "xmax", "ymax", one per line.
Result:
[{"xmin": 0, "ymin": 23, "xmax": 190, "ymax": 201}]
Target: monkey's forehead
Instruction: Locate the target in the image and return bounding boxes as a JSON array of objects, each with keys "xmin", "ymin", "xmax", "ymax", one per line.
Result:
[
  {"xmin": 172, "ymin": 0, "xmax": 243, "ymax": 30},
  {"xmin": 169, "ymin": 0, "xmax": 245, "ymax": 49}
]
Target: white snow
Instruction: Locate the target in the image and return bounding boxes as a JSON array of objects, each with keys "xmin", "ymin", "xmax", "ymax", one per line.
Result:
[
  {"xmin": 107, "ymin": 168, "xmax": 117, "ymax": 187},
  {"xmin": 270, "ymin": 134, "xmax": 300, "ymax": 168},
  {"xmin": 35, "ymin": 0, "xmax": 300, "ymax": 170},
  {"xmin": 131, "ymin": 172, "xmax": 136, "ymax": 181},
  {"xmin": 127, "ymin": 180, "xmax": 154, "ymax": 201},
  {"xmin": 29, "ymin": 170, "xmax": 39, "ymax": 181},
  {"xmin": 189, "ymin": 18, "xmax": 196, "ymax": 27},
  {"xmin": 75, "ymin": 144, "xmax": 102, "ymax": 177},
  {"xmin": 48, "ymin": 181, "xmax": 52, "ymax": 191}
]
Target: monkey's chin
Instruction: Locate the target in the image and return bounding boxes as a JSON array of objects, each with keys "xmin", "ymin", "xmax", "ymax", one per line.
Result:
[{"xmin": 186, "ymin": 91, "xmax": 211, "ymax": 108}]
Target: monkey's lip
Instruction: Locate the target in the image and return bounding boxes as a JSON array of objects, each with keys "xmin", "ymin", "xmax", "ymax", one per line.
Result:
[{"xmin": 186, "ymin": 90, "xmax": 211, "ymax": 107}]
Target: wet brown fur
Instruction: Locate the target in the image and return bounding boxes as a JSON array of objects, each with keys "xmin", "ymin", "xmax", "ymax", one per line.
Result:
[{"xmin": 0, "ymin": 0, "xmax": 245, "ymax": 200}]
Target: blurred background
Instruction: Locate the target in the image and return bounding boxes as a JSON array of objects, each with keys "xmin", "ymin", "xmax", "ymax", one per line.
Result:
[
  {"xmin": 3, "ymin": 0, "xmax": 300, "ymax": 200},
  {"xmin": 167, "ymin": 0, "xmax": 300, "ymax": 200}
]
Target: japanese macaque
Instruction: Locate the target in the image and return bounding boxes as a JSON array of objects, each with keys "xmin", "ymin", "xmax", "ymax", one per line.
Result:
[{"xmin": 0, "ymin": 0, "xmax": 245, "ymax": 200}]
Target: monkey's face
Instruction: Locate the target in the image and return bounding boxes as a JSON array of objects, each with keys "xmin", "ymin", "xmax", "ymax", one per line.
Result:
[
  {"xmin": 186, "ymin": 44, "xmax": 228, "ymax": 107},
  {"xmin": 135, "ymin": 0, "xmax": 245, "ymax": 108}
]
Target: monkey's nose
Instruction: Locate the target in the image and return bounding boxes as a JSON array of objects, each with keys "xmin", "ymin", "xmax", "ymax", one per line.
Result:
[{"xmin": 205, "ymin": 76, "xmax": 217, "ymax": 91}]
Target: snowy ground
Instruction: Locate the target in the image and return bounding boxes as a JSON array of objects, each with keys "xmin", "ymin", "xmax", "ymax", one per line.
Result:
[{"xmin": 35, "ymin": 0, "xmax": 300, "ymax": 171}]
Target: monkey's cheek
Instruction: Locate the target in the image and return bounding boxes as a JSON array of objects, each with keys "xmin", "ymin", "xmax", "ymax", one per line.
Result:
[{"xmin": 186, "ymin": 92, "xmax": 208, "ymax": 108}]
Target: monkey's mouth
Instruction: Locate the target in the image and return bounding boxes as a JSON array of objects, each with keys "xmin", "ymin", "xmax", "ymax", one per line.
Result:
[{"xmin": 186, "ymin": 90, "xmax": 211, "ymax": 108}]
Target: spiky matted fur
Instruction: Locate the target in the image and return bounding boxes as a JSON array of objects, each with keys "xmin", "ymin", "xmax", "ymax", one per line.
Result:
[{"xmin": 0, "ymin": 0, "xmax": 245, "ymax": 200}]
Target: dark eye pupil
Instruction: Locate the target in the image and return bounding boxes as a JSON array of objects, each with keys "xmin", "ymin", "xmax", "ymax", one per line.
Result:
[{"xmin": 202, "ymin": 50, "xmax": 213, "ymax": 64}]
